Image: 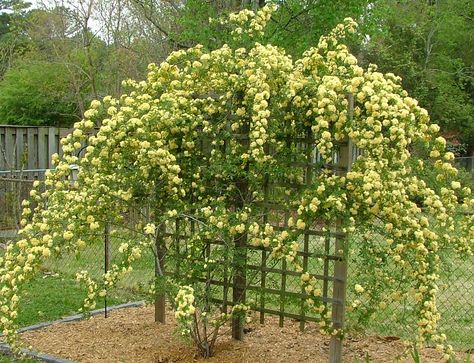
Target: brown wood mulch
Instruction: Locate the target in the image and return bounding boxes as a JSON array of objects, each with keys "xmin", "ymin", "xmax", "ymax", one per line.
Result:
[{"xmin": 17, "ymin": 305, "xmax": 470, "ymax": 363}]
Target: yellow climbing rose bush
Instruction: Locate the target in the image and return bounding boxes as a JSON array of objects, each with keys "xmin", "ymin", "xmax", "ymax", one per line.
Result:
[{"xmin": 0, "ymin": 5, "xmax": 472, "ymax": 361}]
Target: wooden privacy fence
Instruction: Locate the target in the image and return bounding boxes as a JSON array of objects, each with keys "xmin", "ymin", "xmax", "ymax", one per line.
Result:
[
  {"xmin": 0, "ymin": 126, "xmax": 75, "ymax": 231},
  {"xmin": 0, "ymin": 125, "xmax": 73, "ymax": 172},
  {"xmin": 0, "ymin": 177, "xmax": 35, "ymax": 232}
]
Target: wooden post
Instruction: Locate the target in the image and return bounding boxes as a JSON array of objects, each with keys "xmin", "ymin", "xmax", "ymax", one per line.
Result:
[
  {"xmin": 328, "ymin": 230, "xmax": 348, "ymax": 363},
  {"xmin": 300, "ymin": 126, "xmax": 313, "ymax": 331},
  {"xmin": 231, "ymin": 225, "xmax": 247, "ymax": 340},
  {"xmin": 328, "ymin": 94, "xmax": 354, "ymax": 363},
  {"xmin": 232, "ymin": 115, "xmax": 249, "ymax": 341},
  {"xmin": 155, "ymin": 224, "xmax": 166, "ymax": 323},
  {"xmin": 260, "ymin": 169, "xmax": 270, "ymax": 325},
  {"xmin": 231, "ymin": 162, "xmax": 248, "ymax": 340}
]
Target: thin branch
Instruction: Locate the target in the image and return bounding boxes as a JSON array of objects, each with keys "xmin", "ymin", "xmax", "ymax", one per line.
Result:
[{"xmin": 129, "ymin": 0, "xmax": 190, "ymax": 49}]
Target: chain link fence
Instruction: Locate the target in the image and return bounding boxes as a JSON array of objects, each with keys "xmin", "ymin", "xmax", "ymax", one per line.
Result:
[
  {"xmin": 346, "ymin": 231, "xmax": 473, "ymax": 352},
  {"xmin": 1, "ymin": 174, "xmax": 472, "ymax": 353}
]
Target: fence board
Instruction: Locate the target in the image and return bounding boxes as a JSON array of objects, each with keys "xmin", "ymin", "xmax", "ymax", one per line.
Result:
[
  {"xmin": 15, "ymin": 129, "xmax": 23, "ymax": 170},
  {"xmin": 27, "ymin": 128, "xmax": 37, "ymax": 178},
  {"xmin": 5, "ymin": 128, "xmax": 14, "ymax": 169},
  {"xmin": 48, "ymin": 128, "xmax": 56, "ymax": 169},
  {"xmin": 38, "ymin": 128, "xmax": 48, "ymax": 169},
  {"xmin": 0, "ymin": 127, "xmax": 4, "ymax": 169}
]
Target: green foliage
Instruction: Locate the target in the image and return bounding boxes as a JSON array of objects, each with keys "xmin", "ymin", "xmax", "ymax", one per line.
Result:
[
  {"xmin": 171, "ymin": 0, "xmax": 231, "ymax": 49},
  {"xmin": 0, "ymin": 0, "xmax": 30, "ymax": 11},
  {"xmin": 0, "ymin": 0, "xmax": 470, "ymax": 146},
  {"xmin": 366, "ymin": 0, "xmax": 474, "ymax": 154},
  {"xmin": 171, "ymin": 0, "xmax": 370, "ymax": 55},
  {"xmin": 265, "ymin": 0, "xmax": 369, "ymax": 56},
  {"xmin": 0, "ymin": 61, "xmax": 78, "ymax": 126}
]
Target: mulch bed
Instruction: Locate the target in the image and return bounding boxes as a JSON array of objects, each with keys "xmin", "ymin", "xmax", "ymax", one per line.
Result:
[{"xmin": 17, "ymin": 305, "xmax": 468, "ymax": 362}]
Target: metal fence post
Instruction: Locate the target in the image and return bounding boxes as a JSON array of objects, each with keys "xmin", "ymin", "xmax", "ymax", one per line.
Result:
[{"xmin": 104, "ymin": 223, "xmax": 110, "ymax": 318}]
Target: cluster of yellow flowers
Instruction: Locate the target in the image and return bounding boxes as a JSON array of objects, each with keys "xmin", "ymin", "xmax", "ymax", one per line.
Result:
[
  {"xmin": 0, "ymin": 6, "xmax": 472, "ymax": 360},
  {"xmin": 219, "ymin": 5, "xmax": 276, "ymax": 39},
  {"xmin": 174, "ymin": 286, "xmax": 196, "ymax": 323}
]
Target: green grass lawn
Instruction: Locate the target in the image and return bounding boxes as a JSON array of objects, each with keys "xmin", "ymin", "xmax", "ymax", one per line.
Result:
[
  {"xmin": 16, "ymin": 273, "xmax": 133, "ymax": 327},
  {"xmin": 42, "ymin": 239, "xmax": 155, "ymax": 292},
  {"xmin": 0, "ymin": 241, "xmax": 145, "ymax": 329},
  {"xmin": 0, "ymin": 355, "xmax": 37, "ymax": 363}
]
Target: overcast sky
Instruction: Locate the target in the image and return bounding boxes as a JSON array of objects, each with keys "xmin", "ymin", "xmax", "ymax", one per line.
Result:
[
  {"xmin": 27, "ymin": 0, "xmax": 40, "ymax": 8},
  {"xmin": 26, "ymin": 0, "xmax": 104, "ymax": 35}
]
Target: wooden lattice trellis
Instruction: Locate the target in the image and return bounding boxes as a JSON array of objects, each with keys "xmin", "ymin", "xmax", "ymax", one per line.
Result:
[{"xmin": 153, "ymin": 95, "xmax": 355, "ymax": 362}]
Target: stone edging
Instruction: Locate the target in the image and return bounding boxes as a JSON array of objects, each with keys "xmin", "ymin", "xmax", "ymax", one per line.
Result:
[{"xmin": 0, "ymin": 301, "xmax": 145, "ymax": 363}]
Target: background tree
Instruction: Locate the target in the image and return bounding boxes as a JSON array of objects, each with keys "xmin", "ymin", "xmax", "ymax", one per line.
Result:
[
  {"xmin": 365, "ymin": 0, "xmax": 474, "ymax": 155},
  {"xmin": 7, "ymin": 3, "xmax": 106, "ymax": 121},
  {"xmin": 0, "ymin": 61, "xmax": 79, "ymax": 125},
  {"xmin": 0, "ymin": 0, "xmax": 31, "ymax": 77}
]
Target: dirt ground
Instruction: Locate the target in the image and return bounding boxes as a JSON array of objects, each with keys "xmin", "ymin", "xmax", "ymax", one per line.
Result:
[{"xmin": 18, "ymin": 305, "xmax": 470, "ymax": 363}]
